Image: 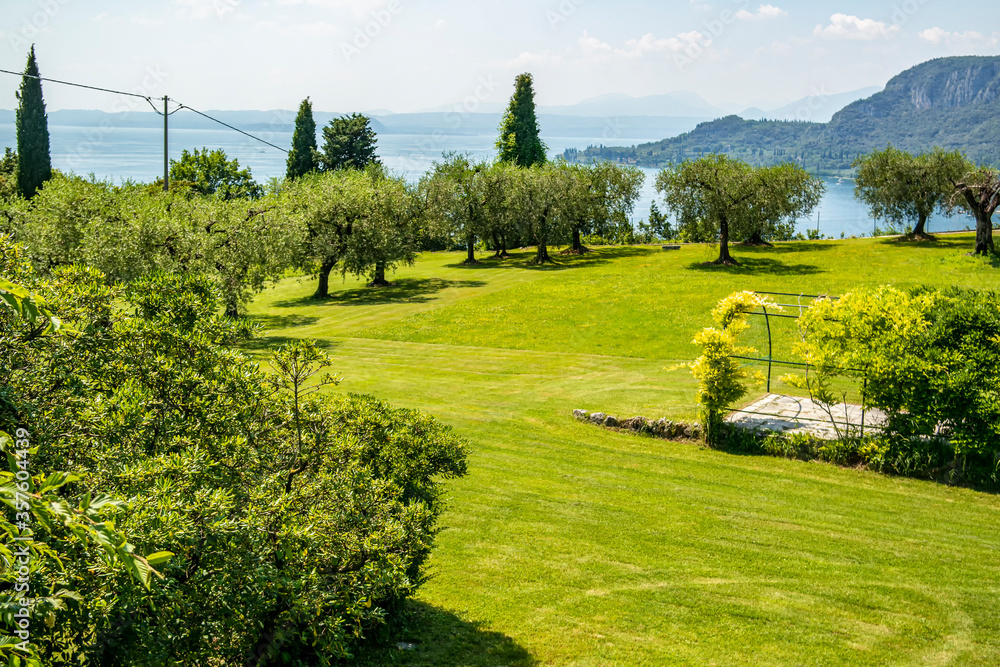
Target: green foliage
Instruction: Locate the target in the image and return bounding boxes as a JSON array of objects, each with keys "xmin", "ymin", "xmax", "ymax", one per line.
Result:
[
  {"xmin": 691, "ymin": 291, "xmax": 777, "ymax": 440},
  {"xmin": 0, "ymin": 239, "xmax": 469, "ymax": 662},
  {"xmin": 0, "ymin": 270, "xmax": 168, "ymax": 665},
  {"xmin": 645, "ymin": 201, "xmax": 673, "ymax": 240},
  {"xmin": 496, "ymin": 73, "xmax": 547, "ymax": 168},
  {"xmin": 853, "ymin": 146, "xmax": 966, "ymax": 236},
  {"xmin": 946, "ymin": 165, "xmax": 1000, "ymax": 255},
  {"xmin": 656, "ymin": 155, "xmax": 823, "ymax": 264},
  {"xmin": 9, "ymin": 174, "xmax": 300, "ymax": 316},
  {"xmin": 319, "ymin": 113, "xmax": 381, "ymax": 172},
  {"xmin": 567, "ymin": 56, "xmax": 1000, "ymax": 175},
  {"xmin": 0, "ymin": 149, "xmax": 19, "ymax": 203},
  {"xmin": 286, "ymin": 97, "xmax": 319, "ymax": 180},
  {"xmin": 15, "ymin": 47, "xmax": 52, "ymax": 200},
  {"xmin": 168, "ymin": 147, "xmax": 263, "ymax": 199},
  {"xmin": 789, "ymin": 285, "xmax": 1000, "ymax": 487}
]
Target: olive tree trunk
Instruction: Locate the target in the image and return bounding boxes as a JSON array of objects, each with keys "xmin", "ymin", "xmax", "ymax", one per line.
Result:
[
  {"xmin": 712, "ymin": 216, "xmax": 739, "ymax": 266},
  {"xmin": 314, "ymin": 255, "xmax": 337, "ymax": 298}
]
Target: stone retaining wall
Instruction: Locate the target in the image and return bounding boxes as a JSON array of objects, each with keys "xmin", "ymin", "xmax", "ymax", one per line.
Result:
[{"xmin": 573, "ymin": 410, "xmax": 702, "ymax": 440}]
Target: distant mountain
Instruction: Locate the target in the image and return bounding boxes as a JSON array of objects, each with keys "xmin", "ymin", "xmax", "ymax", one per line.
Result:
[
  {"xmin": 0, "ymin": 108, "xmax": 703, "ymax": 147},
  {"xmin": 566, "ymin": 56, "xmax": 1000, "ymax": 175},
  {"xmin": 539, "ymin": 91, "xmax": 720, "ymax": 117},
  {"xmin": 764, "ymin": 86, "xmax": 882, "ymax": 123}
]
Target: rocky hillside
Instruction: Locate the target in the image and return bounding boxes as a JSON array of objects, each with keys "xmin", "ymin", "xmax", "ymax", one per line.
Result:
[{"xmin": 567, "ymin": 56, "xmax": 1000, "ymax": 174}]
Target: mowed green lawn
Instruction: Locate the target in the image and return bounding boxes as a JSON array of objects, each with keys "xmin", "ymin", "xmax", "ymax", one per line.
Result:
[{"xmin": 246, "ymin": 235, "xmax": 1000, "ymax": 666}]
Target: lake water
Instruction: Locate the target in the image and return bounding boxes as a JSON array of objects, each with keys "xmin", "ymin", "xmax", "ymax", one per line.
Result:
[{"xmin": 0, "ymin": 124, "xmax": 975, "ymax": 238}]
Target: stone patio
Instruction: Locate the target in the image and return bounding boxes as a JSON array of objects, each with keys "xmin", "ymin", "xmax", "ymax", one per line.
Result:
[{"xmin": 727, "ymin": 394, "xmax": 886, "ymax": 440}]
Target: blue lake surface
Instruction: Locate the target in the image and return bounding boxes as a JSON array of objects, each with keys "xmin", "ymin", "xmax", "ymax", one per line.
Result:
[{"xmin": 0, "ymin": 123, "xmax": 975, "ymax": 238}]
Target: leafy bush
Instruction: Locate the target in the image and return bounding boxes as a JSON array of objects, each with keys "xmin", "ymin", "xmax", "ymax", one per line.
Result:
[
  {"xmin": 10, "ymin": 174, "xmax": 301, "ymax": 316},
  {"xmin": 691, "ymin": 292, "xmax": 776, "ymax": 441},
  {"xmin": 791, "ymin": 285, "xmax": 1000, "ymax": 487},
  {"xmin": 0, "ymin": 236, "xmax": 468, "ymax": 663}
]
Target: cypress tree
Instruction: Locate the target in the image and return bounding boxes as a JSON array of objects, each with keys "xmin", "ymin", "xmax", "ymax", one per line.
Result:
[
  {"xmin": 15, "ymin": 45, "xmax": 52, "ymax": 199},
  {"xmin": 496, "ymin": 73, "xmax": 547, "ymax": 167},
  {"xmin": 286, "ymin": 97, "xmax": 318, "ymax": 179}
]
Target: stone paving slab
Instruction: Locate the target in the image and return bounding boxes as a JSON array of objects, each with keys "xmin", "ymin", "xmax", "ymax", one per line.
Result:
[{"xmin": 726, "ymin": 394, "xmax": 886, "ymax": 440}]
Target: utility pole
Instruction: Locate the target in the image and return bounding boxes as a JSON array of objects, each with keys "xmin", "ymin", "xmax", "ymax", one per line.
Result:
[{"xmin": 163, "ymin": 95, "xmax": 169, "ymax": 191}]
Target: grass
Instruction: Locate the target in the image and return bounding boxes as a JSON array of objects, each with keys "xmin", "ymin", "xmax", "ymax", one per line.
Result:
[{"xmin": 246, "ymin": 235, "xmax": 1000, "ymax": 665}]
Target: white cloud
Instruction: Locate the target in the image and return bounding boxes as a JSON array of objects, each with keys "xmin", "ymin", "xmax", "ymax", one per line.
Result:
[
  {"xmin": 577, "ymin": 30, "xmax": 712, "ymax": 61},
  {"xmin": 736, "ymin": 4, "xmax": 787, "ymax": 21},
  {"xmin": 813, "ymin": 14, "xmax": 901, "ymax": 41},
  {"xmin": 918, "ymin": 27, "xmax": 988, "ymax": 45},
  {"xmin": 434, "ymin": 19, "xmax": 446, "ymax": 29}
]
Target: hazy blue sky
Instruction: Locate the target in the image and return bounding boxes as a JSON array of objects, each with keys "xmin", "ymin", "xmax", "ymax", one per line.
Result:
[{"xmin": 0, "ymin": 0, "xmax": 997, "ymax": 114}]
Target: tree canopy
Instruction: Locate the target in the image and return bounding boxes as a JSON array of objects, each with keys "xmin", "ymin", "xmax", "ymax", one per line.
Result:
[
  {"xmin": 496, "ymin": 73, "xmax": 547, "ymax": 168},
  {"xmin": 560, "ymin": 162, "xmax": 644, "ymax": 253},
  {"xmin": 15, "ymin": 46, "xmax": 52, "ymax": 199},
  {"xmin": 656, "ymin": 154, "xmax": 823, "ymax": 265},
  {"xmin": 319, "ymin": 113, "xmax": 381, "ymax": 171},
  {"xmin": 0, "ymin": 237, "xmax": 469, "ymax": 662},
  {"xmin": 947, "ymin": 164, "xmax": 1000, "ymax": 255},
  {"xmin": 286, "ymin": 96, "xmax": 319, "ymax": 179},
  {"xmin": 168, "ymin": 147, "xmax": 263, "ymax": 199},
  {"xmin": 854, "ymin": 146, "xmax": 966, "ymax": 239},
  {"xmin": 422, "ymin": 154, "xmax": 493, "ymax": 265}
]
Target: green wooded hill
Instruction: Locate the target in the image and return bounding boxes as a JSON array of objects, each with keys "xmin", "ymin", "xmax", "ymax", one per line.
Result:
[{"xmin": 566, "ymin": 56, "xmax": 1000, "ymax": 175}]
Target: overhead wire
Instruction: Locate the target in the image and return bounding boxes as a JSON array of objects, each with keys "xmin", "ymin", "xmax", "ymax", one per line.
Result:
[
  {"xmin": 0, "ymin": 68, "xmax": 287, "ymax": 153},
  {"xmin": 172, "ymin": 102, "xmax": 288, "ymax": 153}
]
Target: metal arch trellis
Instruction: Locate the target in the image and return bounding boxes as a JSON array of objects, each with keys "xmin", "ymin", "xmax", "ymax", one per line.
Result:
[{"xmin": 724, "ymin": 291, "xmax": 874, "ymax": 435}]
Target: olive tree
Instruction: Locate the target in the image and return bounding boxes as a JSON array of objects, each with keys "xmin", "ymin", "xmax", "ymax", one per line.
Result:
[
  {"xmin": 656, "ymin": 154, "xmax": 823, "ymax": 265},
  {"xmin": 509, "ymin": 163, "xmax": 573, "ymax": 264},
  {"xmin": 947, "ymin": 164, "xmax": 1000, "ymax": 256},
  {"xmin": 286, "ymin": 169, "xmax": 372, "ymax": 298},
  {"xmin": 339, "ymin": 172, "xmax": 421, "ymax": 286},
  {"xmin": 854, "ymin": 146, "xmax": 965, "ymax": 239},
  {"xmin": 422, "ymin": 154, "xmax": 491, "ymax": 265},
  {"xmin": 561, "ymin": 162, "xmax": 644, "ymax": 254}
]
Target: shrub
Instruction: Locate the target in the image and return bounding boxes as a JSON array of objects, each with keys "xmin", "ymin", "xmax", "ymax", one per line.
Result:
[
  {"xmin": 691, "ymin": 292, "xmax": 776, "ymax": 442},
  {"xmin": 0, "ymin": 236, "xmax": 468, "ymax": 663},
  {"xmin": 791, "ymin": 285, "xmax": 1000, "ymax": 488}
]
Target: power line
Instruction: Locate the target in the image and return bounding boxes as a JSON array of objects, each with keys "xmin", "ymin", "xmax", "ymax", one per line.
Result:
[
  {"xmin": 0, "ymin": 68, "xmax": 288, "ymax": 153},
  {"xmin": 0, "ymin": 67, "xmax": 161, "ymax": 111},
  {"xmin": 173, "ymin": 103, "xmax": 289, "ymax": 154}
]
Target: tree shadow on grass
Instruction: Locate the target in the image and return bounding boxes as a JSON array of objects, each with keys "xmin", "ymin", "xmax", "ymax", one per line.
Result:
[
  {"xmin": 273, "ymin": 278, "xmax": 487, "ymax": 308},
  {"xmin": 876, "ymin": 234, "xmax": 971, "ymax": 251},
  {"xmin": 247, "ymin": 313, "xmax": 320, "ymax": 329},
  {"xmin": 356, "ymin": 600, "xmax": 537, "ymax": 667},
  {"xmin": 739, "ymin": 240, "xmax": 836, "ymax": 254},
  {"xmin": 238, "ymin": 335, "xmax": 340, "ymax": 356},
  {"xmin": 448, "ymin": 246, "xmax": 656, "ymax": 271},
  {"xmin": 685, "ymin": 256, "xmax": 822, "ymax": 276}
]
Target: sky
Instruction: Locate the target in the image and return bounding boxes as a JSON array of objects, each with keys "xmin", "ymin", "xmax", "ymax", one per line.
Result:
[{"xmin": 0, "ymin": 0, "xmax": 997, "ymax": 115}]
